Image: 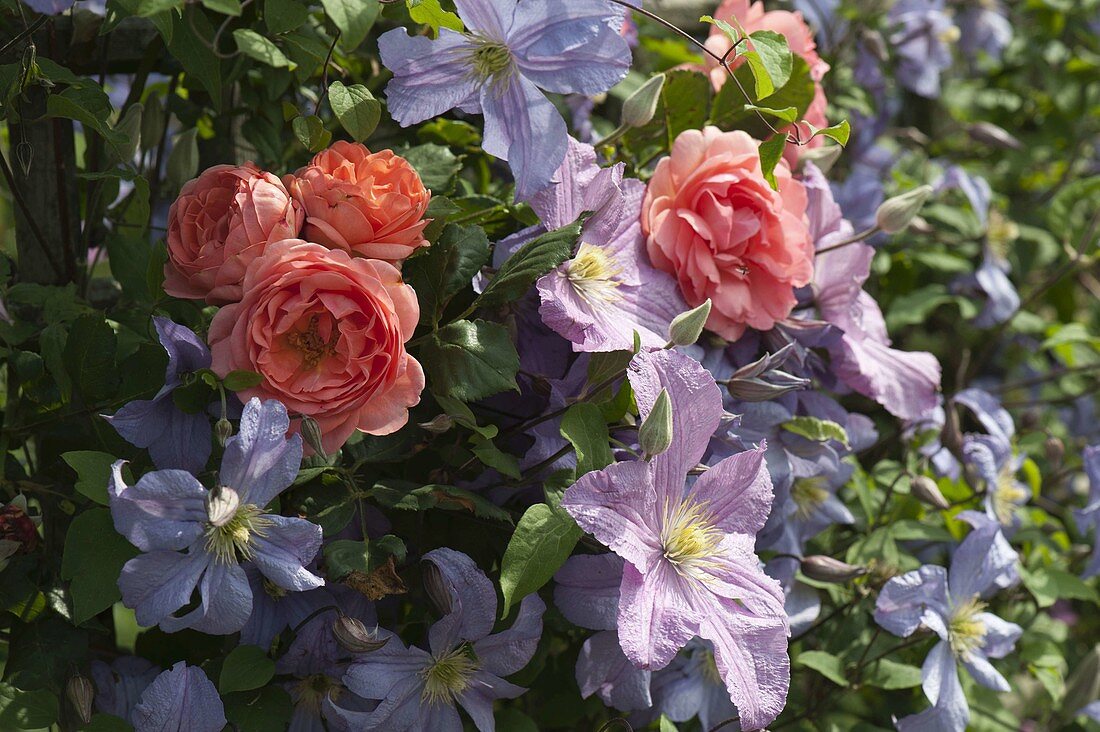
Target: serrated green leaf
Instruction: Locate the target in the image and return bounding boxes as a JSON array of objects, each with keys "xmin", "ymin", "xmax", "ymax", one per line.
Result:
[
  {"xmin": 467, "ymin": 220, "xmax": 580, "ymax": 315},
  {"xmin": 422, "ymin": 319, "xmax": 519, "ymax": 402},
  {"xmin": 404, "ymin": 223, "xmax": 490, "ymax": 325}
]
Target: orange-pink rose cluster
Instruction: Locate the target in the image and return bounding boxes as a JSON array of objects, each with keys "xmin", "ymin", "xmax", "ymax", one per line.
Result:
[{"xmin": 164, "ymin": 141, "xmax": 431, "ymax": 454}]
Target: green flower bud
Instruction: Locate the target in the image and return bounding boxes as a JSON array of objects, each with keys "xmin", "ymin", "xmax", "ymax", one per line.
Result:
[
  {"xmin": 66, "ymin": 673, "xmax": 94, "ymax": 725},
  {"xmin": 875, "ymin": 185, "xmax": 933, "ymax": 234},
  {"xmin": 621, "ymin": 73, "xmax": 666, "ymax": 129},
  {"xmin": 215, "ymin": 417, "xmax": 234, "ymax": 447},
  {"xmin": 300, "ymin": 415, "xmax": 327, "ymax": 459},
  {"xmin": 667, "ymin": 299, "xmax": 712, "ymax": 346},
  {"xmin": 639, "ymin": 388, "xmax": 674, "ymax": 460},
  {"xmin": 418, "ymin": 414, "xmax": 455, "ymax": 435}
]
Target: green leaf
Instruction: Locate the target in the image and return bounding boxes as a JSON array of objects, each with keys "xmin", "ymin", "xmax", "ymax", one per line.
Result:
[
  {"xmin": 61, "ymin": 509, "xmax": 139, "ymax": 624},
  {"xmin": 202, "ymin": 0, "xmax": 241, "ymax": 14},
  {"xmin": 61, "ymin": 451, "xmax": 119, "ymax": 505},
  {"xmin": 168, "ymin": 10, "xmax": 223, "ymax": 102},
  {"xmin": 796, "ymin": 650, "xmax": 849, "ymax": 687},
  {"xmin": 746, "ymin": 30, "xmax": 793, "ymax": 91},
  {"xmin": 292, "ymin": 114, "xmax": 332, "ymax": 152},
  {"xmin": 234, "ymin": 29, "xmax": 297, "ymax": 69},
  {"xmin": 265, "ymin": 0, "xmax": 309, "ymax": 34},
  {"xmin": 402, "ymin": 143, "xmax": 462, "ymax": 192},
  {"xmin": 223, "ymin": 369, "xmax": 264, "ymax": 391},
  {"xmin": 861, "ymin": 658, "xmax": 923, "ymax": 689},
  {"xmin": 328, "ymin": 81, "xmax": 381, "ymax": 142},
  {"xmin": 166, "ymin": 128, "xmax": 199, "ymax": 194},
  {"xmin": 323, "ymin": 535, "xmax": 407, "ymax": 579},
  {"xmin": 1022, "ymin": 567, "xmax": 1100, "ymax": 608},
  {"xmin": 408, "ymin": 0, "xmax": 463, "ymax": 34},
  {"xmin": 84, "ymin": 714, "xmax": 132, "ymax": 732},
  {"xmin": 803, "ymin": 118, "xmax": 851, "ymax": 146},
  {"xmin": 710, "ymin": 55, "xmax": 815, "ymax": 134},
  {"xmin": 757, "ymin": 134, "xmax": 787, "ymax": 189},
  {"xmin": 64, "ymin": 314, "xmax": 118, "ymax": 403},
  {"xmin": 559, "ymin": 403, "xmax": 613, "ymax": 476},
  {"xmin": 742, "ymin": 104, "xmax": 798, "ymax": 123},
  {"xmin": 220, "ymin": 645, "xmax": 276, "ymax": 694},
  {"xmin": 781, "ymin": 416, "xmax": 849, "ymax": 447},
  {"xmin": 421, "ymin": 319, "xmax": 520, "ymax": 402},
  {"xmin": 223, "ymin": 686, "xmax": 293, "ymax": 730},
  {"xmin": 471, "ymin": 436, "xmax": 522, "ymax": 479},
  {"xmin": 659, "ymin": 715, "xmax": 679, "ymax": 732},
  {"xmin": 499, "ymin": 502, "xmax": 582, "ymax": 616},
  {"xmin": 0, "ymin": 684, "xmax": 58, "ymax": 730},
  {"xmin": 469, "ymin": 220, "xmax": 581, "ymax": 314},
  {"xmin": 321, "ymin": 0, "xmax": 379, "ymax": 51},
  {"xmin": 888, "ymin": 519, "xmax": 953, "ymax": 543},
  {"xmin": 404, "ymin": 223, "xmax": 491, "ymax": 325}
]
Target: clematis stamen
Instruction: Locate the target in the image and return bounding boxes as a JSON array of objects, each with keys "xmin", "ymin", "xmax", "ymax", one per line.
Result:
[
  {"xmin": 991, "ymin": 469, "xmax": 1027, "ymax": 526},
  {"xmin": 659, "ymin": 498, "xmax": 724, "ymax": 581},
  {"xmin": 791, "ymin": 477, "xmax": 830, "ymax": 521},
  {"xmin": 420, "ymin": 644, "xmax": 479, "ymax": 705},
  {"xmin": 204, "ymin": 503, "xmax": 270, "ymax": 564},
  {"xmin": 466, "ymin": 37, "xmax": 515, "ymax": 88},
  {"xmin": 947, "ymin": 595, "xmax": 988, "ymax": 659},
  {"xmin": 565, "ymin": 243, "xmax": 623, "ymax": 304}
]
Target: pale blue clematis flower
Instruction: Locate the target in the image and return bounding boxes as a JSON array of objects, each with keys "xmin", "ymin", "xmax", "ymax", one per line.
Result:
[
  {"xmin": 874, "ymin": 512, "xmax": 1022, "ymax": 732},
  {"xmin": 378, "ymin": 0, "xmax": 631, "ymax": 200}
]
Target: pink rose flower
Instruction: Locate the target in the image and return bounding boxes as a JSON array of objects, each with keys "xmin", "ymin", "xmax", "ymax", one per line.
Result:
[
  {"xmin": 704, "ymin": 0, "xmax": 831, "ymax": 161},
  {"xmin": 164, "ymin": 163, "xmax": 304, "ymax": 305},
  {"xmin": 209, "ymin": 239, "xmax": 425, "ymax": 454},
  {"xmin": 284, "ymin": 141, "xmax": 431, "ymax": 265},
  {"xmin": 641, "ymin": 127, "xmax": 813, "ymax": 341}
]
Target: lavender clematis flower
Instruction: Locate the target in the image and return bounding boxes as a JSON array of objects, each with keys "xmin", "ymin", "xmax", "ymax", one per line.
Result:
[
  {"xmin": 22, "ymin": 0, "xmax": 76, "ymax": 14},
  {"xmin": 131, "ymin": 662, "xmax": 227, "ymax": 732},
  {"xmin": 874, "ymin": 512, "xmax": 1022, "ymax": 732},
  {"xmin": 377, "ymin": 0, "xmax": 631, "ymax": 200},
  {"xmin": 963, "ymin": 434, "xmax": 1028, "ymax": 531},
  {"xmin": 534, "ymin": 138, "xmax": 688, "ymax": 351},
  {"xmin": 561, "ymin": 349, "xmax": 789, "ymax": 730},
  {"xmin": 888, "ymin": 0, "xmax": 958, "ymax": 98},
  {"xmin": 555, "ymin": 553, "xmax": 653, "ymax": 711},
  {"xmin": 1075, "ymin": 445, "xmax": 1100, "ymax": 578},
  {"xmin": 328, "ymin": 548, "xmax": 545, "ymax": 731},
  {"xmin": 110, "ymin": 397, "xmax": 323, "ymax": 634},
  {"xmin": 105, "ymin": 317, "xmax": 215, "ymax": 473},
  {"xmin": 806, "ymin": 164, "xmax": 942, "ymax": 421},
  {"xmin": 956, "ymin": 1, "xmax": 1012, "ymax": 60},
  {"xmin": 91, "ymin": 656, "xmax": 161, "ymax": 723},
  {"xmin": 647, "ymin": 640, "xmax": 737, "ymax": 731}
]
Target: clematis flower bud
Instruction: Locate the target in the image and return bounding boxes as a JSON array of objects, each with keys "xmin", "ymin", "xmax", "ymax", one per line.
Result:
[
  {"xmin": 66, "ymin": 673, "xmax": 95, "ymax": 725},
  {"xmin": 639, "ymin": 388, "xmax": 673, "ymax": 459},
  {"xmin": 214, "ymin": 417, "xmax": 233, "ymax": 446},
  {"xmin": 205, "ymin": 485, "xmax": 240, "ymax": 527},
  {"xmin": 621, "ymin": 73, "xmax": 665, "ymax": 129},
  {"xmin": 910, "ymin": 475, "xmax": 950, "ymax": 510},
  {"xmin": 333, "ymin": 614, "xmax": 390, "ymax": 654},
  {"xmin": 418, "ymin": 414, "xmax": 454, "ymax": 435},
  {"xmin": 967, "ymin": 121, "xmax": 1022, "ymax": 151},
  {"xmin": 1045, "ymin": 437, "xmax": 1064, "ymax": 465},
  {"xmin": 875, "ymin": 185, "xmax": 933, "ymax": 233},
  {"xmin": 801, "ymin": 555, "xmax": 867, "ymax": 583},
  {"xmin": 300, "ymin": 416, "xmax": 327, "ymax": 460},
  {"xmin": 667, "ymin": 299, "xmax": 712, "ymax": 346},
  {"xmin": 422, "ymin": 560, "xmax": 453, "ymax": 616}
]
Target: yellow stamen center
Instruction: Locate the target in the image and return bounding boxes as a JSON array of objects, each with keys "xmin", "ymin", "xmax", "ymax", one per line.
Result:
[
  {"xmin": 466, "ymin": 38, "xmax": 514, "ymax": 89},
  {"xmin": 791, "ymin": 477, "xmax": 829, "ymax": 521},
  {"xmin": 991, "ymin": 469, "xmax": 1028, "ymax": 526},
  {"xmin": 204, "ymin": 504, "xmax": 269, "ymax": 564},
  {"xmin": 948, "ymin": 596, "xmax": 988, "ymax": 659},
  {"xmin": 660, "ymin": 499, "xmax": 723, "ymax": 581},
  {"xmin": 294, "ymin": 674, "xmax": 340, "ymax": 712},
  {"xmin": 566, "ymin": 243, "xmax": 622, "ymax": 304},
  {"xmin": 420, "ymin": 645, "xmax": 479, "ymax": 705}
]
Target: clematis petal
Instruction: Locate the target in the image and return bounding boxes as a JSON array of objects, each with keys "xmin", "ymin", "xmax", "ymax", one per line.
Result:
[
  {"xmin": 480, "ymin": 75, "xmax": 568, "ymax": 201},
  {"xmin": 473, "ymin": 593, "xmax": 545, "ymax": 676},
  {"xmin": 616, "ymin": 561, "xmax": 700, "ymax": 671},
  {"xmin": 456, "ymin": 671, "xmax": 526, "ymax": 731},
  {"xmin": 118, "ymin": 549, "xmax": 210, "ymax": 629},
  {"xmin": 219, "ymin": 398, "xmax": 303, "ymax": 509},
  {"xmin": 132, "ymin": 662, "xmax": 226, "ymax": 732},
  {"xmin": 164, "ymin": 559, "xmax": 253, "ymax": 635},
  {"xmin": 962, "ymin": 651, "xmax": 1010, "ymax": 692},
  {"xmin": 897, "ymin": 641, "xmax": 969, "ymax": 732},
  {"xmin": 553, "ymin": 553, "xmax": 624, "ymax": 631},
  {"xmin": 422, "ymin": 547, "xmax": 498, "ymax": 644},
  {"xmin": 948, "ymin": 511, "xmax": 1019, "ymax": 599},
  {"xmin": 249, "ymin": 515, "xmax": 325, "ymax": 592},
  {"xmin": 576, "ymin": 630, "xmax": 653, "ymax": 711},
  {"xmin": 974, "ymin": 612, "xmax": 1022, "ymax": 659},
  {"xmin": 689, "ymin": 445, "xmax": 774, "ymax": 536},
  {"xmin": 874, "ymin": 564, "xmax": 950, "ymax": 638},
  {"xmin": 376, "ymin": 29, "xmax": 479, "ymax": 127},
  {"xmin": 109, "ymin": 463, "xmax": 207, "ymax": 552}
]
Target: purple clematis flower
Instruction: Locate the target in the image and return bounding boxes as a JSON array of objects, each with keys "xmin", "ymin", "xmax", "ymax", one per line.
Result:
[
  {"xmin": 22, "ymin": 0, "xmax": 76, "ymax": 14},
  {"xmin": 1075, "ymin": 445, "xmax": 1100, "ymax": 579},
  {"xmin": 560, "ymin": 348, "xmax": 789, "ymax": 730},
  {"xmin": 555, "ymin": 553, "xmax": 653, "ymax": 711},
  {"xmin": 377, "ymin": 0, "xmax": 631, "ymax": 200},
  {"xmin": 105, "ymin": 317, "xmax": 215, "ymax": 473},
  {"xmin": 806, "ymin": 164, "xmax": 942, "ymax": 422},
  {"xmin": 109, "ymin": 397, "xmax": 323, "ymax": 634},
  {"xmin": 956, "ymin": 1, "xmax": 1012, "ymax": 60},
  {"xmin": 647, "ymin": 639, "xmax": 737, "ymax": 731},
  {"xmin": 534, "ymin": 138, "xmax": 688, "ymax": 352},
  {"xmin": 963, "ymin": 434, "xmax": 1028, "ymax": 531},
  {"xmin": 888, "ymin": 0, "xmax": 958, "ymax": 98},
  {"xmin": 874, "ymin": 512, "xmax": 1022, "ymax": 732},
  {"xmin": 328, "ymin": 548, "xmax": 545, "ymax": 731},
  {"xmin": 90, "ymin": 658, "xmax": 226, "ymax": 731}
]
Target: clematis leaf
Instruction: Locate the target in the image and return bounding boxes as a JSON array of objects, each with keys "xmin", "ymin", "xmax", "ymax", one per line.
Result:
[{"xmin": 499, "ymin": 502, "xmax": 582, "ymax": 617}]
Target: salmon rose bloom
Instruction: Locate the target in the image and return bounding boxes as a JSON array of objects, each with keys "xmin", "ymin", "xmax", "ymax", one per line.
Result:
[
  {"xmin": 641, "ymin": 127, "xmax": 813, "ymax": 341},
  {"xmin": 704, "ymin": 0, "xmax": 830, "ymax": 159},
  {"xmin": 284, "ymin": 141, "xmax": 431, "ymax": 264},
  {"xmin": 164, "ymin": 163, "xmax": 304, "ymax": 305},
  {"xmin": 208, "ymin": 239, "xmax": 425, "ymax": 454}
]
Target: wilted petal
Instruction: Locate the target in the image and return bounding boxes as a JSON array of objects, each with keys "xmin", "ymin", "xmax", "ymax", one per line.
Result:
[{"xmin": 132, "ymin": 662, "xmax": 226, "ymax": 732}]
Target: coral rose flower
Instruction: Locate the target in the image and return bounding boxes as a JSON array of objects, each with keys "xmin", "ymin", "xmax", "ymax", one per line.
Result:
[
  {"xmin": 164, "ymin": 163, "xmax": 304, "ymax": 305},
  {"xmin": 209, "ymin": 239, "xmax": 425, "ymax": 454},
  {"xmin": 284, "ymin": 141, "xmax": 431, "ymax": 264},
  {"xmin": 641, "ymin": 127, "xmax": 812, "ymax": 341},
  {"xmin": 704, "ymin": 0, "xmax": 830, "ymax": 160}
]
